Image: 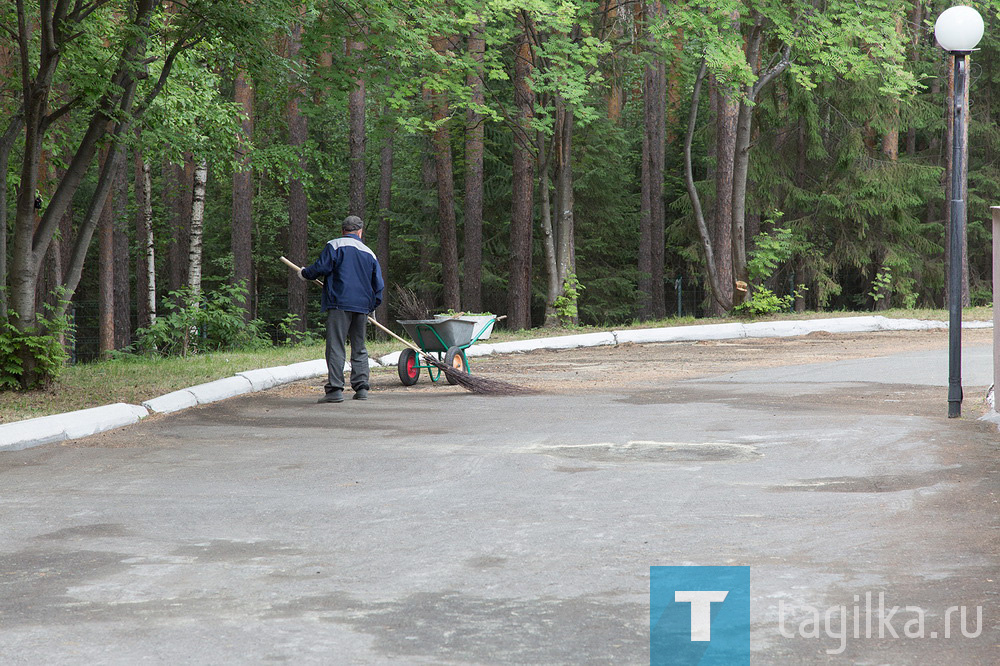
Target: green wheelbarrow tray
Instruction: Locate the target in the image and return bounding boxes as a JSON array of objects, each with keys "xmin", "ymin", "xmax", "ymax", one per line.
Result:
[{"xmin": 396, "ymin": 317, "xmax": 478, "ymax": 353}]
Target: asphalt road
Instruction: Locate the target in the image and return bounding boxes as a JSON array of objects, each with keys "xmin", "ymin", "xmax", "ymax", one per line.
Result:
[{"xmin": 0, "ymin": 334, "xmax": 997, "ymax": 665}]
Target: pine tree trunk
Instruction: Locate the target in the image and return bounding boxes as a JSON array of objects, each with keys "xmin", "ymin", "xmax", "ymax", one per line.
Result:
[
  {"xmin": 420, "ymin": 138, "xmax": 437, "ymax": 308},
  {"xmin": 232, "ymin": 68, "xmax": 255, "ymax": 321},
  {"xmin": 112, "ymin": 148, "xmax": 130, "ymax": 349},
  {"xmin": 375, "ymin": 117, "xmax": 393, "ymax": 326},
  {"xmin": 98, "ymin": 148, "xmax": 115, "ymax": 358},
  {"xmin": 463, "ymin": 21, "xmax": 486, "ymax": 312},
  {"xmin": 650, "ymin": 47, "xmax": 666, "ymax": 319},
  {"xmin": 711, "ymin": 75, "xmax": 738, "ymax": 316},
  {"xmin": 287, "ymin": 16, "xmax": 309, "ymax": 331},
  {"xmin": 601, "ymin": 1, "xmax": 623, "ymax": 122},
  {"xmin": 508, "ymin": 15, "xmax": 535, "ymax": 330},
  {"xmin": 166, "ymin": 158, "xmax": 193, "ymax": 294},
  {"xmin": 556, "ymin": 105, "xmax": 577, "ymax": 324},
  {"xmin": 348, "ymin": 25, "xmax": 366, "ymax": 218},
  {"xmin": 881, "ymin": 13, "xmax": 903, "ymax": 160},
  {"xmin": 539, "ymin": 130, "xmax": 559, "ymax": 327},
  {"xmin": 638, "ymin": 73, "xmax": 654, "ymax": 320},
  {"xmin": 431, "ymin": 36, "xmax": 461, "ymax": 312},
  {"xmin": 906, "ymin": 1, "xmax": 923, "ymax": 156}
]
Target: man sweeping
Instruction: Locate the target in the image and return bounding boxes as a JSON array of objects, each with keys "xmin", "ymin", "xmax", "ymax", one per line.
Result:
[{"xmin": 299, "ymin": 215, "xmax": 384, "ymax": 403}]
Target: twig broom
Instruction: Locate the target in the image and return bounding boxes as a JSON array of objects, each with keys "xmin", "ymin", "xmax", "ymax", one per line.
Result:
[{"xmin": 279, "ymin": 256, "xmax": 534, "ymax": 396}]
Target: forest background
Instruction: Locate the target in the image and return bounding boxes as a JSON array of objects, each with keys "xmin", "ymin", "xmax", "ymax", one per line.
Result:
[{"xmin": 3, "ymin": 0, "xmax": 999, "ymax": 388}]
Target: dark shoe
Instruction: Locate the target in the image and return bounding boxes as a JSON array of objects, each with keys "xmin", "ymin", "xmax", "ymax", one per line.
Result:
[
  {"xmin": 318, "ymin": 391, "xmax": 344, "ymax": 403},
  {"xmin": 352, "ymin": 388, "xmax": 368, "ymax": 401}
]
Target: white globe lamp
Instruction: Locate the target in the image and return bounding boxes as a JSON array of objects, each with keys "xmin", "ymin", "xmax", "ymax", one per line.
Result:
[{"xmin": 934, "ymin": 5, "xmax": 984, "ymax": 52}]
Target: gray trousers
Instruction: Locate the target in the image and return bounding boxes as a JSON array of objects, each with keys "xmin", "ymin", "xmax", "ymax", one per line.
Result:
[{"xmin": 325, "ymin": 309, "xmax": 369, "ymax": 393}]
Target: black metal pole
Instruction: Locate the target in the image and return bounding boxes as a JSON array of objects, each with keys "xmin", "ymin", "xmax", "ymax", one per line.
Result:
[{"xmin": 948, "ymin": 52, "xmax": 967, "ymax": 418}]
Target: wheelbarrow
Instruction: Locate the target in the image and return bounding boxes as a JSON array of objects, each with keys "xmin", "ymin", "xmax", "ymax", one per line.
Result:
[{"xmin": 395, "ymin": 315, "xmax": 499, "ymax": 386}]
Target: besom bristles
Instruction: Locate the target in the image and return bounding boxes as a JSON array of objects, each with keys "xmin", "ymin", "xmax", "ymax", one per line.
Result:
[{"xmin": 428, "ymin": 357, "xmax": 537, "ymax": 396}]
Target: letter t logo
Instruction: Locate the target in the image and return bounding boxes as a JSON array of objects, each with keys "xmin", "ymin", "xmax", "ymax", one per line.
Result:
[{"xmin": 674, "ymin": 590, "xmax": 730, "ymax": 641}]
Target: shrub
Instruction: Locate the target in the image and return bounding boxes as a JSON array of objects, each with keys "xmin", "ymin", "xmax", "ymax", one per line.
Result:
[
  {"xmin": 0, "ymin": 302, "xmax": 72, "ymax": 390},
  {"xmin": 135, "ymin": 284, "xmax": 271, "ymax": 356}
]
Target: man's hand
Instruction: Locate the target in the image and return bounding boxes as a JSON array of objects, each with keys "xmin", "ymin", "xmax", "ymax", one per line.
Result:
[{"xmin": 297, "ymin": 268, "xmax": 308, "ymax": 282}]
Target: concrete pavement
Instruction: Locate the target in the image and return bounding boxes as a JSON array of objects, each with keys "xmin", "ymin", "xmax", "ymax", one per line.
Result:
[{"xmin": 0, "ymin": 331, "xmax": 996, "ymax": 664}]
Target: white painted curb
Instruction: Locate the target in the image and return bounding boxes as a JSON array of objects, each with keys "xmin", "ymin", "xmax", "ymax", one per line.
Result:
[
  {"xmin": 472, "ymin": 332, "xmax": 617, "ymax": 355},
  {"xmin": 0, "ymin": 403, "xmax": 148, "ymax": 452},
  {"xmin": 187, "ymin": 376, "xmax": 254, "ymax": 405},
  {"xmin": 614, "ymin": 322, "xmax": 747, "ymax": 344},
  {"xmin": 236, "ymin": 368, "xmax": 280, "ymax": 392},
  {"xmin": 143, "ymin": 389, "xmax": 198, "ymax": 414}
]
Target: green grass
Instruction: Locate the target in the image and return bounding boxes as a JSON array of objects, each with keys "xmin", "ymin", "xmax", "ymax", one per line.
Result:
[{"xmin": 2, "ymin": 307, "xmax": 992, "ymax": 424}]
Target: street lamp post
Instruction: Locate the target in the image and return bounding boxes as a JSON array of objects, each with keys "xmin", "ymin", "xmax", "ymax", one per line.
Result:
[{"xmin": 935, "ymin": 6, "xmax": 984, "ymax": 418}]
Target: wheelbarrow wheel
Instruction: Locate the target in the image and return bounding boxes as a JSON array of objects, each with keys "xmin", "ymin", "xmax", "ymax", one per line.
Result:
[
  {"xmin": 444, "ymin": 346, "xmax": 468, "ymax": 385},
  {"xmin": 398, "ymin": 348, "xmax": 420, "ymax": 386}
]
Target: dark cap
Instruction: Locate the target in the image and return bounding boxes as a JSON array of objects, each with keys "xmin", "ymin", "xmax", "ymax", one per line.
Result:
[{"xmin": 342, "ymin": 215, "xmax": 364, "ymax": 232}]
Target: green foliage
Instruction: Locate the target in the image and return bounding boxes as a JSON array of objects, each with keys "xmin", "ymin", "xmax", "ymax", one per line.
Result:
[
  {"xmin": 553, "ymin": 274, "xmax": 585, "ymax": 325},
  {"xmin": 869, "ymin": 268, "xmax": 892, "ymax": 304},
  {"xmin": 277, "ymin": 314, "xmax": 321, "ymax": 346},
  {"xmin": 746, "ymin": 221, "xmax": 795, "ymax": 284},
  {"xmin": 0, "ymin": 302, "xmax": 72, "ymax": 391},
  {"xmin": 134, "ymin": 285, "xmax": 271, "ymax": 357},
  {"xmin": 734, "ymin": 287, "xmax": 794, "ymax": 318},
  {"xmin": 737, "ymin": 223, "xmax": 799, "ymax": 317}
]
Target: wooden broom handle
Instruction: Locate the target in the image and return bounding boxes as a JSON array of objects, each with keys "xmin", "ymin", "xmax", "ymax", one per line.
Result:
[
  {"xmin": 280, "ymin": 255, "xmax": 323, "ymax": 286},
  {"xmin": 365, "ymin": 314, "xmax": 426, "ymax": 356}
]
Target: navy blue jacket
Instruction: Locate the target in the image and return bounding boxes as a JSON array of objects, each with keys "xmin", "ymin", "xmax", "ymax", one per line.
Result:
[{"xmin": 302, "ymin": 234, "xmax": 384, "ymax": 314}]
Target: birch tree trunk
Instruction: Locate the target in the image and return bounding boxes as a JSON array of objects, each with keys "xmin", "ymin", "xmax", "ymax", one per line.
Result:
[
  {"xmin": 187, "ymin": 158, "xmax": 209, "ymax": 305},
  {"xmin": 135, "ymin": 152, "xmax": 156, "ymax": 328}
]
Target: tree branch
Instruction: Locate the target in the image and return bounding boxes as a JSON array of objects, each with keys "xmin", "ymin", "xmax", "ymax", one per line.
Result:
[
  {"xmin": 752, "ymin": 44, "xmax": 792, "ymax": 100},
  {"xmin": 41, "ymin": 95, "xmax": 82, "ymax": 129}
]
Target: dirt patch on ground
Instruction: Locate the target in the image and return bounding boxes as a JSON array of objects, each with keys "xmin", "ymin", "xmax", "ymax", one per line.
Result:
[{"xmin": 372, "ymin": 327, "xmax": 994, "ymax": 395}]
